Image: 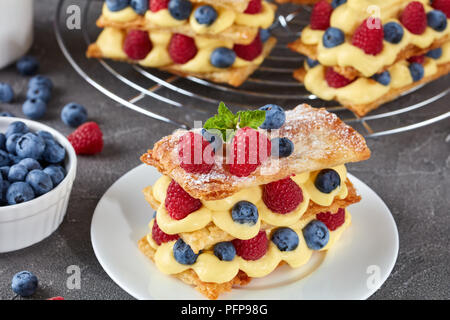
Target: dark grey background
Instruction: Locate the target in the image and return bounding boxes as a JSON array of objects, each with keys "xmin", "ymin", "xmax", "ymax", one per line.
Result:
[{"xmin": 0, "ymin": 0, "xmax": 449, "ymax": 300}]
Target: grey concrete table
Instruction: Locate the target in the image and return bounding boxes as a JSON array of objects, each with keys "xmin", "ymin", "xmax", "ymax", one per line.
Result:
[{"xmin": 0, "ymin": 1, "xmax": 449, "ymax": 300}]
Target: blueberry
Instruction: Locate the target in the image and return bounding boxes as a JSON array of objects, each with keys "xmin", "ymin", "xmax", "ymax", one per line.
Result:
[
  {"xmin": 9, "ymin": 153, "xmax": 22, "ymax": 165},
  {"xmin": 409, "ymin": 62, "xmax": 424, "ymax": 82},
  {"xmin": 173, "ymin": 239, "xmax": 199, "ymax": 265},
  {"xmin": 19, "ymin": 158, "xmax": 42, "ymax": 171},
  {"xmin": 331, "ymin": 0, "xmax": 347, "ymax": 8},
  {"xmin": 5, "ymin": 121, "xmax": 29, "ymax": 138},
  {"xmin": 168, "ymin": 0, "xmax": 192, "ymax": 20},
  {"xmin": 0, "ymin": 83, "xmax": 14, "ymax": 103},
  {"xmin": 303, "ymin": 220, "xmax": 329, "ymax": 250},
  {"xmin": 105, "ymin": 0, "xmax": 130, "ymax": 12},
  {"xmin": 130, "ymin": 0, "xmax": 148, "ymax": 14},
  {"xmin": 6, "ymin": 181, "xmax": 35, "ymax": 204},
  {"xmin": 383, "ymin": 22, "xmax": 404, "ymax": 44},
  {"xmin": 61, "ymin": 102, "xmax": 88, "ymax": 127},
  {"xmin": 195, "ymin": 5, "xmax": 218, "ymax": 25},
  {"xmin": 231, "ymin": 201, "xmax": 259, "ymax": 225},
  {"xmin": 26, "ymin": 170, "xmax": 53, "ymax": 196},
  {"xmin": 0, "ymin": 133, "xmax": 5, "ymax": 150},
  {"xmin": 201, "ymin": 128, "xmax": 223, "ymax": 153},
  {"xmin": 36, "ymin": 130, "xmax": 54, "ymax": 141},
  {"xmin": 0, "ymin": 166, "xmax": 10, "ymax": 179},
  {"xmin": 0, "ymin": 111, "xmax": 14, "ymax": 117},
  {"xmin": 26, "ymin": 85, "xmax": 51, "ymax": 103},
  {"xmin": 306, "ymin": 57, "xmax": 319, "ymax": 68},
  {"xmin": 259, "ymin": 104, "xmax": 286, "ymax": 129},
  {"xmin": 6, "ymin": 134, "xmax": 22, "ymax": 154},
  {"xmin": 426, "ymin": 48, "xmax": 443, "ymax": 59},
  {"xmin": 16, "ymin": 133, "xmax": 46, "ymax": 160},
  {"xmin": 271, "ymin": 137, "xmax": 294, "ymax": 158},
  {"xmin": 314, "ymin": 169, "xmax": 341, "ymax": 193},
  {"xmin": 43, "ymin": 165, "xmax": 66, "ymax": 186},
  {"xmin": 427, "ymin": 10, "xmax": 447, "ymax": 32},
  {"xmin": 260, "ymin": 28, "xmax": 271, "ymax": 43},
  {"xmin": 322, "ymin": 27, "xmax": 345, "ymax": 48},
  {"xmin": 8, "ymin": 164, "xmax": 28, "ymax": 182},
  {"xmin": 29, "ymin": 75, "xmax": 53, "ymax": 91},
  {"xmin": 210, "ymin": 47, "xmax": 236, "ymax": 68},
  {"xmin": 371, "ymin": 70, "xmax": 391, "ymax": 86},
  {"xmin": 11, "ymin": 271, "xmax": 38, "ymax": 297},
  {"xmin": 42, "ymin": 139, "xmax": 66, "ymax": 164},
  {"xmin": 16, "ymin": 56, "xmax": 39, "ymax": 76},
  {"xmin": 0, "ymin": 180, "xmax": 10, "ymax": 203},
  {"xmin": 22, "ymin": 99, "xmax": 47, "ymax": 120},
  {"xmin": 213, "ymin": 242, "xmax": 236, "ymax": 261},
  {"xmin": 271, "ymin": 227, "xmax": 299, "ymax": 251}
]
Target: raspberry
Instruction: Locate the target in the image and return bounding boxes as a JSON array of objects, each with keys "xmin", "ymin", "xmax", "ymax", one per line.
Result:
[
  {"xmin": 152, "ymin": 218, "xmax": 180, "ymax": 245},
  {"xmin": 400, "ymin": 1, "xmax": 427, "ymax": 35},
  {"xmin": 244, "ymin": 0, "xmax": 262, "ymax": 14},
  {"xmin": 179, "ymin": 132, "xmax": 214, "ymax": 174},
  {"xmin": 325, "ymin": 68, "xmax": 354, "ymax": 88},
  {"xmin": 263, "ymin": 177, "xmax": 303, "ymax": 214},
  {"xmin": 310, "ymin": 0, "xmax": 333, "ymax": 30},
  {"xmin": 432, "ymin": 0, "xmax": 450, "ymax": 18},
  {"xmin": 407, "ymin": 55, "xmax": 425, "ymax": 64},
  {"xmin": 165, "ymin": 180, "xmax": 202, "ymax": 220},
  {"xmin": 233, "ymin": 32, "xmax": 263, "ymax": 61},
  {"xmin": 67, "ymin": 122, "xmax": 103, "ymax": 155},
  {"xmin": 123, "ymin": 30, "xmax": 152, "ymax": 60},
  {"xmin": 169, "ymin": 33, "xmax": 198, "ymax": 64},
  {"xmin": 232, "ymin": 231, "xmax": 268, "ymax": 260},
  {"xmin": 352, "ymin": 18, "xmax": 384, "ymax": 55},
  {"xmin": 47, "ymin": 296, "xmax": 65, "ymax": 300},
  {"xmin": 226, "ymin": 127, "xmax": 271, "ymax": 177},
  {"xmin": 150, "ymin": 0, "xmax": 169, "ymax": 12},
  {"xmin": 316, "ymin": 208, "xmax": 346, "ymax": 231}
]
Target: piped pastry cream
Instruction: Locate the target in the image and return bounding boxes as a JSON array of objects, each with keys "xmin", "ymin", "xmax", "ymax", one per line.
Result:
[{"xmin": 138, "ymin": 103, "xmax": 371, "ymax": 299}]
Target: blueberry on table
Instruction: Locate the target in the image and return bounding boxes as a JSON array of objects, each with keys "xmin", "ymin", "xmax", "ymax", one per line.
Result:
[
  {"xmin": 16, "ymin": 56, "xmax": 39, "ymax": 76},
  {"xmin": 22, "ymin": 99, "xmax": 47, "ymax": 120},
  {"xmin": 322, "ymin": 27, "xmax": 345, "ymax": 48},
  {"xmin": 213, "ymin": 242, "xmax": 236, "ymax": 261},
  {"xmin": 231, "ymin": 201, "xmax": 259, "ymax": 225},
  {"xmin": 26, "ymin": 85, "xmax": 51, "ymax": 103},
  {"xmin": 303, "ymin": 220, "xmax": 330, "ymax": 250},
  {"xmin": 0, "ymin": 83, "xmax": 14, "ymax": 103},
  {"xmin": 314, "ymin": 168, "xmax": 341, "ymax": 193},
  {"xmin": 168, "ymin": 0, "xmax": 192, "ymax": 20},
  {"xmin": 427, "ymin": 10, "xmax": 447, "ymax": 32},
  {"xmin": 29, "ymin": 75, "xmax": 53, "ymax": 90},
  {"xmin": 26, "ymin": 170, "xmax": 53, "ymax": 196},
  {"xmin": 5, "ymin": 121, "xmax": 29, "ymax": 138},
  {"xmin": 271, "ymin": 137, "xmax": 294, "ymax": 158},
  {"xmin": 61, "ymin": 102, "xmax": 88, "ymax": 127},
  {"xmin": 43, "ymin": 139, "xmax": 66, "ymax": 164},
  {"xmin": 19, "ymin": 158, "xmax": 42, "ymax": 171},
  {"xmin": 130, "ymin": 0, "xmax": 148, "ymax": 15},
  {"xmin": 16, "ymin": 133, "xmax": 46, "ymax": 160},
  {"xmin": 210, "ymin": 47, "xmax": 236, "ymax": 68},
  {"xmin": 44, "ymin": 165, "xmax": 66, "ymax": 186},
  {"xmin": 11, "ymin": 271, "xmax": 38, "ymax": 297},
  {"xmin": 105, "ymin": 0, "xmax": 130, "ymax": 12},
  {"xmin": 383, "ymin": 22, "xmax": 404, "ymax": 44},
  {"xmin": 6, "ymin": 134, "xmax": 22, "ymax": 154},
  {"xmin": 8, "ymin": 164, "xmax": 28, "ymax": 182},
  {"xmin": 271, "ymin": 227, "xmax": 299, "ymax": 251},
  {"xmin": 195, "ymin": 5, "xmax": 218, "ymax": 25},
  {"xmin": 173, "ymin": 239, "xmax": 199, "ymax": 265},
  {"xmin": 259, "ymin": 104, "xmax": 286, "ymax": 129},
  {"xmin": 6, "ymin": 181, "xmax": 35, "ymax": 205}
]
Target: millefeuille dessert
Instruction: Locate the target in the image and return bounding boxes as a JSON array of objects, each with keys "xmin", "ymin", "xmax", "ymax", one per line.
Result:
[
  {"xmin": 86, "ymin": 0, "xmax": 277, "ymax": 87},
  {"xmin": 288, "ymin": 0, "xmax": 450, "ymax": 115},
  {"xmin": 137, "ymin": 102, "xmax": 371, "ymax": 299}
]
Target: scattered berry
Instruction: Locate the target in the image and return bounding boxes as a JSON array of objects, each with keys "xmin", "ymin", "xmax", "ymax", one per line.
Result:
[
  {"xmin": 352, "ymin": 18, "xmax": 384, "ymax": 55},
  {"xmin": 316, "ymin": 208, "xmax": 346, "ymax": 231},
  {"xmin": 16, "ymin": 133, "xmax": 46, "ymax": 160},
  {"xmin": 331, "ymin": 0, "xmax": 346, "ymax": 9},
  {"xmin": 42, "ymin": 139, "xmax": 66, "ymax": 164},
  {"xmin": 16, "ymin": 56, "xmax": 39, "ymax": 76},
  {"xmin": 11, "ymin": 271, "xmax": 38, "ymax": 297},
  {"xmin": 68, "ymin": 122, "xmax": 104, "ymax": 155},
  {"xmin": 22, "ymin": 99, "xmax": 47, "ymax": 120},
  {"xmin": 409, "ymin": 62, "xmax": 424, "ymax": 81},
  {"xmin": 263, "ymin": 177, "xmax": 303, "ymax": 214},
  {"xmin": 130, "ymin": 0, "xmax": 148, "ymax": 14},
  {"xmin": 371, "ymin": 70, "xmax": 391, "ymax": 86},
  {"xmin": 400, "ymin": 1, "xmax": 427, "ymax": 35},
  {"xmin": 173, "ymin": 239, "xmax": 199, "ymax": 265},
  {"xmin": 0, "ymin": 83, "xmax": 14, "ymax": 103},
  {"xmin": 178, "ymin": 132, "xmax": 214, "ymax": 174},
  {"xmin": 407, "ymin": 55, "xmax": 425, "ymax": 64},
  {"xmin": 325, "ymin": 68, "xmax": 354, "ymax": 88},
  {"xmin": 165, "ymin": 180, "xmax": 202, "ymax": 220},
  {"xmin": 322, "ymin": 27, "xmax": 345, "ymax": 48},
  {"xmin": 271, "ymin": 137, "xmax": 294, "ymax": 158},
  {"xmin": 169, "ymin": 33, "xmax": 198, "ymax": 64},
  {"xmin": 194, "ymin": 5, "xmax": 217, "ymax": 25},
  {"xmin": 47, "ymin": 296, "xmax": 65, "ymax": 300},
  {"xmin": 233, "ymin": 32, "xmax": 263, "ymax": 61},
  {"xmin": 213, "ymin": 242, "xmax": 236, "ymax": 261},
  {"xmin": 306, "ymin": 57, "xmax": 319, "ymax": 68},
  {"xmin": 150, "ymin": 0, "xmax": 169, "ymax": 12},
  {"xmin": 26, "ymin": 85, "xmax": 51, "ymax": 103},
  {"xmin": 43, "ymin": 165, "xmax": 66, "ymax": 186},
  {"xmin": 29, "ymin": 75, "xmax": 53, "ymax": 90},
  {"xmin": 383, "ymin": 22, "xmax": 404, "ymax": 44},
  {"xmin": 152, "ymin": 218, "xmax": 179, "ymax": 245},
  {"xmin": 168, "ymin": 0, "xmax": 192, "ymax": 20},
  {"xmin": 271, "ymin": 227, "xmax": 299, "ymax": 251},
  {"xmin": 61, "ymin": 102, "xmax": 88, "ymax": 127},
  {"xmin": 201, "ymin": 128, "xmax": 222, "ymax": 153},
  {"xmin": 426, "ymin": 48, "xmax": 443, "ymax": 59},
  {"xmin": 310, "ymin": 0, "xmax": 333, "ymax": 30},
  {"xmin": 303, "ymin": 220, "xmax": 329, "ymax": 250},
  {"xmin": 314, "ymin": 168, "xmax": 341, "ymax": 193},
  {"xmin": 427, "ymin": 10, "xmax": 448, "ymax": 32},
  {"xmin": 210, "ymin": 47, "xmax": 236, "ymax": 68},
  {"xmin": 231, "ymin": 201, "xmax": 259, "ymax": 225},
  {"xmin": 232, "ymin": 231, "xmax": 268, "ymax": 260},
  {"xmin": 244, "ymin": 0, "xmax": 262, "ymax": 14},
  {"xmin": 432, "ymin": 0, "xmax": 450, "ymax": 18},
  {"xmin": 123, "ymin": 30, "xmax": 152, "ymax": 60},
  {"xmin": 259, "ymin": 104, "xmax": 286, "ymax": 129},
  {"xmin": 6, "ymin": 181, "xmax": 35, "ymax": 205}
]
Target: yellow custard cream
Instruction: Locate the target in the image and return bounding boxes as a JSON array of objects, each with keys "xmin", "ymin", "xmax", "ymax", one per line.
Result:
[
  {"xmin": 300, "ymin": 2, "xmax": 450, "ymax": 77},
  {"xmin": 148, "ymin": 211, "xmax": 352, "ymax": 283},
  {"xmin": 152, "ymin": 165, "xmax": 349, "ymax": 239}
]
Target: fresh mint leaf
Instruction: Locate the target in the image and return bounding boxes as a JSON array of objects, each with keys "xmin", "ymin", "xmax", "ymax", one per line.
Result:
[{"xmin": 237, "ymin": 110, "xmax": 266, "ymax": 129}]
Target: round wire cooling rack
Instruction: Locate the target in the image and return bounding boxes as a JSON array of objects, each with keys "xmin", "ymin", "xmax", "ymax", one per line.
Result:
[{"xmin": 54, "ymin": 0, "xmax": 450, "ymax": 137}]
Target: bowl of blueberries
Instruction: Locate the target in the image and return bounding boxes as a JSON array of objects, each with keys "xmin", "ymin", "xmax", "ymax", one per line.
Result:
[{"xmin": 0, "ymin": 117, "xmax": 77, "ymax": 253}]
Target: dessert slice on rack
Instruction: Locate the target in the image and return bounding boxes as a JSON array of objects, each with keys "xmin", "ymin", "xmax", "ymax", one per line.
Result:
[
  {"xmin": 138, "ymin": 102, "xmax": 371, "ymax": 299},
  {"xmin": 288, "ymin": 0, "xmax": 450, "ymax": 115}
]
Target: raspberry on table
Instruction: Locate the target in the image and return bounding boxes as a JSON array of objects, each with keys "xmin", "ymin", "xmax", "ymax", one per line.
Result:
[
  {"xmin": 232, "ymin": 231, "xmax": 268, "ymax": 261},
  {"xmin": 152, "ymin": 218, "xmax": 180, "ymax": 245},
  {"xmin": 325, "ymin": 68, "xmax": 354, "ymax": 88},
  {"xmin": 263, "ymin": 177, "xmax": 303, "ymax": 214},
  {"xmin": 233, "ymin": 32, "xmax": 263, "ymax": 61},
  {"xmin": 400, "ymin": 1, "xmax": 427, "ymax": 35},
  {"xmin": 123, "ymin": 30, "xmax": 153, "ymax": 60},
  {"xmin": 352, "ymin": 18, "xmax": 384, "ymax": 55},
  {"xmin": 67, "ymin": 121, "xmax": 104, "ymax": 155},
  {"xmin": 316, "ymin": 208, "xmax": 346, "ymax": 231},
  {"xmin": 310, "ymin": 0, "xmax": 333, "ymax": 30},
  {"xmin": 165, "ymin": 180, "xmax": 202, "ymax": 220},
  {"xmin": 169, "ymin": 33, "xmax": 198, "ymax": 64},
  {"xmin": 178, "ymin": 132, "xmax": 215, "ymax": 174}
]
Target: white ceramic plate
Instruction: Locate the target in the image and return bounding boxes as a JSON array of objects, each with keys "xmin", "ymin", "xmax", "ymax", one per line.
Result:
[{"xmin": 91, "ymin": 164, "xmax": 399, "ymax": 300}]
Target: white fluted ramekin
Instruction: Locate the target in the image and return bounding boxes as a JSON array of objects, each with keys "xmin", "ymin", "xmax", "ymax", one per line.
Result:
[{"xmin": 0, "ymin": 117, "xmax": 77, "ymax": 253}]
